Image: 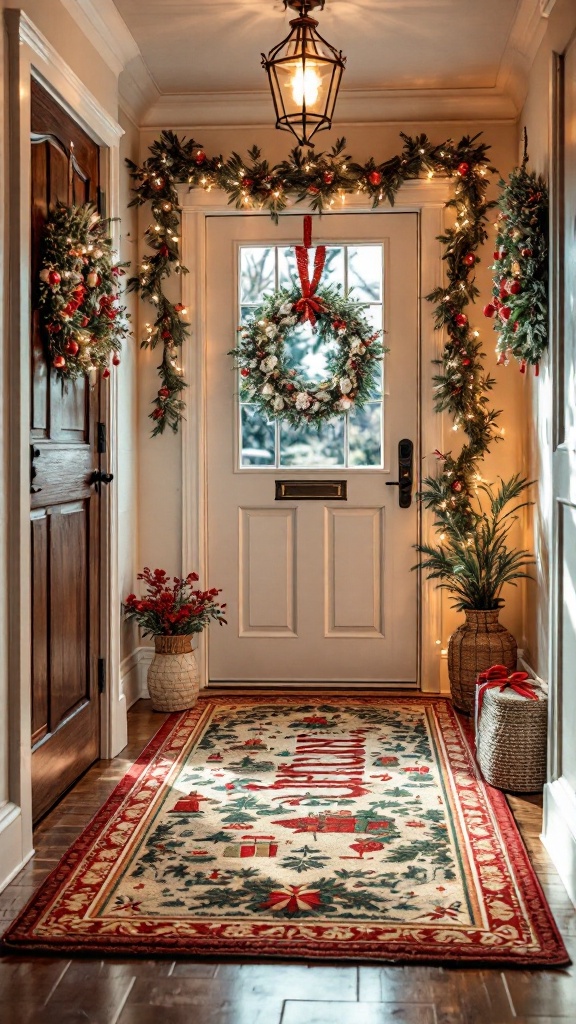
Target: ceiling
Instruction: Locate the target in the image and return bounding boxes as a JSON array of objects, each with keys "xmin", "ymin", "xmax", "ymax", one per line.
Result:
[
  {"xmin": 62, "ymin": 0, "xmax": 553, "ymax": 124},
  {"xmin": 112, "ymin": 0, "xmax": 520, "ymax": 96}
]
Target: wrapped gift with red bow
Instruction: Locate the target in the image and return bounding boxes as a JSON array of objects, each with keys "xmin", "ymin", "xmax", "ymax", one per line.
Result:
[{"xmin": 474, "ymin": 664, "xmax": 547, "ymax": 792}]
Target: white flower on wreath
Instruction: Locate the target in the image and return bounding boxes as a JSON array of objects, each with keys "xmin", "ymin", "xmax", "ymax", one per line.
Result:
[
  {"xmin": 314, "ymin": 391, "xmax": 331, "ymax": 402},
  {"xmin": 312, "ymin": 401, "xmax": 321, "ymax": 413},
  {"xmin": 337, "ymin": 397, "xmax": 353, "ymax": 412},
  {"xmin": 278, "ymin": 301, "xmax": 293, "ymax": 316},
  {"xmin": 339, "ymin": 377, "xmax": 353, "ymax": 394},
  {"xmin": 261, "ymin": 355, "xmax": 278, "ymax": 373},
  {"xmin": 295, "ymin": 392, "xmax": 312, "ymax": 411},
  {"xmin": 273, "ymin": 395, "xmax": 285, "ymax": 411},
  {"xmin": 280, "ymin": 315, "xmax": 298, "ymax": 328},
  {"xmin": 350, "ymin": 337, "xmax": 365, "ymax": 355},
  {"xmin": 261, "ymin": 382, "xmax": 275, "ymax": 397},
  {"xmin": 249, "ymin": 359, "xmax": 258, "ymax": 368},
  {"xmin": 265, "ymin": 324, "xmax": 278, "ymax": 339}
]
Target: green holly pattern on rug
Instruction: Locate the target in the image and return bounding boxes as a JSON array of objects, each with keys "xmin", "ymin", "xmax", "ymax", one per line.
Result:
[{"xmin": 105, "ymin": 702, "xmax": 466, "ymax": 924}]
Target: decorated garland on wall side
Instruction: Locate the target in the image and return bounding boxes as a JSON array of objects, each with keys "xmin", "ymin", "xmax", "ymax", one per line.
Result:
[
  {"xmin": 39, "ymin": 203, "xmax": 130, "ymax": 382},
  {"xmin": 127, "ymin": 131, "xmax": 500, "ymax": 528},
  {"xmin": 483, "ymin": 131, "xmax": 548, "ymax": 372}
]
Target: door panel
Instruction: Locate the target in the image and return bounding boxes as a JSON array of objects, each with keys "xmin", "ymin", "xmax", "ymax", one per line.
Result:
[
  {"xmin": 206, "ymin": 213, "xmax": 418, "ymax": 684},
  {"xmin": 30, "ymin": 79, "xmax": 101, "ymax": 822}
]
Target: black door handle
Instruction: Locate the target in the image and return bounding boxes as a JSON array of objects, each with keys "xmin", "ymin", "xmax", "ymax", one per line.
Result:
[
  {"xmin": 90, "ymin": 470, "xmax": 114, "ymax": 493},
  {"xmin": 385, "ymin": 438, "xmax": 413, "ymax": 508}
]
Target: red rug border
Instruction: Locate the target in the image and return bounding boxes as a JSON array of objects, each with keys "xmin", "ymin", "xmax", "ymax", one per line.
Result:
[{"xmin": 1, "ymin": 694, "xmax": 570, "ymax": 967}]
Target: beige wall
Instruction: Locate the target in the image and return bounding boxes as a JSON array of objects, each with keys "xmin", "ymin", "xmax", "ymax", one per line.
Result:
[
  {"xmin": 136, "ymin": 120, "xmax": 524, "ymax": 666},
  {"xmin": 520, "ymin": 0, "xmax": 576, "ymax": 679}
]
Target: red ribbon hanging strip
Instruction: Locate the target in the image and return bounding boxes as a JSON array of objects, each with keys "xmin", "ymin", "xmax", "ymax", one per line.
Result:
[{"xmin": 293, "ymin": 215, "xmax": 327, "ymax": 326}]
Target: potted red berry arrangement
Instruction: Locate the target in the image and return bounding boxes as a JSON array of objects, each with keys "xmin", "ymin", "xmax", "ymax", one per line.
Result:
[{"xmin": 124, "ymin": 568, "xmax": 227, "ymax": 711}]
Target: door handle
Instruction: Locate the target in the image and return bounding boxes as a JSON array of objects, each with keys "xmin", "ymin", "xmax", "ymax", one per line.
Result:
[
  {"xmin": 90, "ymin": 469, "xmax": 114, "ymax": 494},
  {"xmin": 385, "ymin": 438, "xmax": 413, "ymax": 508}
]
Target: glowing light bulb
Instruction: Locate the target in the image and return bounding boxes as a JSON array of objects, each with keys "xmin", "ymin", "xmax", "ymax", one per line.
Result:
[{"xmin": 291, "ymin": 64, "xmax": 321, "ymax": 106}]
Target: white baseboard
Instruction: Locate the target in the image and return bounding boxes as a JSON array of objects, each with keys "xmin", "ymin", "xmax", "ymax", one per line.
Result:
[
  {"xmin": 542, "ymin": 776, "xmax": 576, "ymax": 907},
  {"xmin": 120, "ymin": 646, "xmax": 153, "ymax": 707},
  {"xmin": 0, "ymin": 803, "xmax": 34, "ymax": 894}
]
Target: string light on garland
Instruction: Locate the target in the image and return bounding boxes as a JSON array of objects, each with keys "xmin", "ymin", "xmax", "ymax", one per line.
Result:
[
  {"xmin": 483, "ymin": 128, "xmax": 548, "ymax": 374},
  {"xmin": 127, "ymin": 129, "xmax": 501, "ymax": 534}
]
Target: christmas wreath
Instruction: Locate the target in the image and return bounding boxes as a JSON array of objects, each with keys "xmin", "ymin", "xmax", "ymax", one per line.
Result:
[
  {"xmin": 38, "ymin": 202, "xmax": 130, "ymax": 382},
  {"xmin": 483, "ymin": 131, "xmax": 548, "ymax": 373},
  {"xmin": 230, "ymin": 218, "xmax": 386, "ymax": 425}
]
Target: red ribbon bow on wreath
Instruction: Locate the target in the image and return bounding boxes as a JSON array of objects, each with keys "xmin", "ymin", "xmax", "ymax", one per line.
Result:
[
  {"xmin": 474, "ymin": 663, "xmax": 539, "ymax": 736},
  {"xmin": 293, "ymin": 215, "xmax": 327, "ymax": 327}
]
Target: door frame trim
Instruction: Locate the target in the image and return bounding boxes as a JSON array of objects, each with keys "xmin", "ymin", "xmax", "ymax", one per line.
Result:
[
  {"xmin": 2, "ymin": 9, "xmax": 124, "ymax": 889},
  {"xmin": 180, "ymin": 183, "xmax": 452, "ymax": 693}
]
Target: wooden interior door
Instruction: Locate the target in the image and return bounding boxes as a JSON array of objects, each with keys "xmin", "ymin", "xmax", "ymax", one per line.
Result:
[{"xmin": 30, "ymin": 79, "xmax": 102, "ymax": 822}]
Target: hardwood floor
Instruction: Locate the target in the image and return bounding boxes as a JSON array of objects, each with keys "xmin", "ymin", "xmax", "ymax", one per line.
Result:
[{"xmin": 1, "ymin": 698, "xmax": 575, "ymax": 1024}]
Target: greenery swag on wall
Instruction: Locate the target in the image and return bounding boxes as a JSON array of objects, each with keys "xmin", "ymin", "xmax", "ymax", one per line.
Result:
[{"xmin": 127, "ymin": 130, "xmax": 500, "ymax": 526}]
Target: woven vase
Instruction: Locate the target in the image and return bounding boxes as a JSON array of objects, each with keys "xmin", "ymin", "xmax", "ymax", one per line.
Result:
[
  {"xmin": 147, "ymin": 635, "xmax": 200, "ymax": 712},
  {"xmin": 448, "ymin": 609, "xmax": 517, "ymax": 715}
]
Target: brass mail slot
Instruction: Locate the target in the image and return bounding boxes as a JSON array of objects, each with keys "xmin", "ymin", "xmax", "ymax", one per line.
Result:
[{"xmin": 275, "ymin": 479, "xmax": 347, "ymax": 501}]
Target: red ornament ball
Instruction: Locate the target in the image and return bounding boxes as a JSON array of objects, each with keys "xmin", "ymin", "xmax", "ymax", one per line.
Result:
[
  {"xmin": 307, "ymin": 185, "xmax": 320, "ymax": 195},
  {"xmin": 240, "ymin": 177, "xmax": 254, "ymax": 189},
  {"xmin": 112, "ymin": 354, "xmax": 121, "ymax": 366},
  {"xmin": 509, "ymin": 280, "xmax": 521, "ymax": 295},
  {"xmin": 451, "ymin": 480, "xmax": 463, "ymax": 493},
  {"xmin": 240, "ymin": 367, "xmax": 250, "ymax": 378},
  {"xmin": 174, "ymin": 303, "xmax": 185, "ymax": 313},
  {"xmin": 102, "ymin": 368, "xmax": 111, "ymax": 379},
  {"xmin": 161, "ymin": 330, "xmax": 172, "ymax": 340},
  {"xmin": 461, "ymin": 357, "xmax": 471, "ymax": 367},
  {"xmin": 483, "ymin": 302, "xmax": 496, "ymax": 318},
  {"xmin": 65, "ymin": 340, "xmax": 79, "ymax": 356},
  {"xmin": 462, "ymin": 253, "xmax": 476, "ymax": 267},
  {"xmin": 499, "ymin": 305, "xmax": 511, "ymax": 321},
  {"xmin": 323, "ymin": 171, "xmax": 335, "ymax": 185},
  {"xmin": 194, "ymin": 150, "xmax": 206, "ymax": 165},
  {"xmin": 285, "ymin": 383, "xmax": 295, "ymax": 392},
  {"xmin": 521, "ymin": 247, "xmax": 533, "ymax": 258},
  {"xmin": 367, "ymin": 170, "xmax": 382, "ymax": 187},
  {"xmin": 152, "ymin": 407, "xmax": 165, "ymax": 420},
  {"xmin": 53, "ymin": 354, "xmax": 66, "ymax": 369},
  {"xmin": 457, "ymin": 162, "xmax": 470, "ymax": 176},
  {"xmin": 158, "ymin": 387, "xmax": 170, "ymax": 398},
  {"xmin": 454, "ymin": 313, "xmax": 468, "ymax": 327},
  {"xmin": 48, "ymin": 270, "xmax": 61, "ymax": 286}
]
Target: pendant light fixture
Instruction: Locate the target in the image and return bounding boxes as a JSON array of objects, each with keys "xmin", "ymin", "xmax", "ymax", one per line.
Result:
[{"xmin": 261, "ymin": 0, "xmax": 346, "ymax": 148}]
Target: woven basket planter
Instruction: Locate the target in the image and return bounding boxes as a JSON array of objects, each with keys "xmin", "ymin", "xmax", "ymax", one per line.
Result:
[
  {"xmin": 147, "ymin": 634, "xmax": 200, "ymax": 712},
  {"xmin": 476, "ymin": 684, "xmax": 548, "ymax": 792},
  {"xmin": 448, "ymin": 610, "xmax": 517, "ymax": 714}
]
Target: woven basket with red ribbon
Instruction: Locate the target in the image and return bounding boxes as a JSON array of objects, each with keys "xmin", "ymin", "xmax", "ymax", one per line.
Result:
[{"xmin": 474, "ymin": 663, "xmax": 547, "ymax": 793}]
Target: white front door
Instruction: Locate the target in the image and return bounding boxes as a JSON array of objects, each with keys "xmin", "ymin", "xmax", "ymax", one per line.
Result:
[{"xmin": 206, "ymin": 213, "xmax": 418, "ymax": 684}]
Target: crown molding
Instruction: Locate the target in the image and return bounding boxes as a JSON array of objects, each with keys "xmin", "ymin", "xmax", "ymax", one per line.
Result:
[
  {"xmin": 58, "ymin": 0, "xmax": 159, "ymax": 122},
  {"xmin": 496, "ymin": 0, "xmax": 550, "ymax": 112},
  {"xmin": 141, "ymin": 85, "xmax": 519, "ymax": 130}
]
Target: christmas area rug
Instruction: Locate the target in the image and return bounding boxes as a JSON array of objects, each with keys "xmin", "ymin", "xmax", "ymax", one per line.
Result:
[{"xmin": 2, "ymin": 695, "xmax": 569, "ymax": 966}]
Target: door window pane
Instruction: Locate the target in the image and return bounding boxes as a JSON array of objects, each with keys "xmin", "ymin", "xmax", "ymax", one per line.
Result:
[
  {"xmin": 240, "ymin": 247, "xmax": 275, "ymax": 303},
  {"xmin": 280, "ymin": 418, "xmax": 345, "ymax": 468},
  {"xmin": 238, "ymin": 243, "xmax": 385, "ymax": 469},
  {"xmin": 348, "ymin": 403, "xmax": 383, "ymax": 466},
  {"xmin": 240, "ymin": 406, "xmax": 275, "ymax": 467}
]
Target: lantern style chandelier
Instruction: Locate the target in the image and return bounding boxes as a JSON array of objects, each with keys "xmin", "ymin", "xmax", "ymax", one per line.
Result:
[{"xmin": 261, "ymin": 0, "xmax": 346, "ymax": 148}]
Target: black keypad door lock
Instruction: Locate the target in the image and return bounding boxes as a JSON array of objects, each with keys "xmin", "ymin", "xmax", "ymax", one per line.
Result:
[{"xmin": 386, "ymin": 438, "xmax": 414, "ymax": 508}]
